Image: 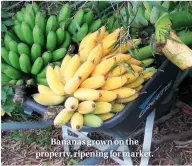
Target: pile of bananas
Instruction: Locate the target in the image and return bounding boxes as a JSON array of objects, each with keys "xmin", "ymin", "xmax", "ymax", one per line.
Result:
[{"xmin": 33, "ymin": 27, "xmax": 157, "ymax": 129}]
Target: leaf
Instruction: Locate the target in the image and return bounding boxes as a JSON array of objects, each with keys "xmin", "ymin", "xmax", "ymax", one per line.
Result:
[
  {"xmin": 2, "ymin": 97, "xmax": 15, "ymax": 113},
  {"xmin": 1, "ymin": 23, "xmax": 7, "ymax": 32},
  {"xmin": 3, "ymin": 19, "xmax": 14, "ymax": 26},
  {"xmin": 148, "ymin": 1, "xmax": 168, "ymax": 12},
  {"xmin": 1, "ymin": 11, "xmax": 9, "ymax": 18}
]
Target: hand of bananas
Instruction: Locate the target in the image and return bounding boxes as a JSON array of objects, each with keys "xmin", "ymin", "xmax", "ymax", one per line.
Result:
[{"xmin": 33, "ymin": 27, "xmax": 157, "ymax": 129}]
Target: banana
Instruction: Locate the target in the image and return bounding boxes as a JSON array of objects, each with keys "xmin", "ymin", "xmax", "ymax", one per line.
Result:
[
  {"xmin": 8, "ymin": 51, "xmax": 20, "ymax": 70},
  {"xmin": 8, "ymin": 40, "xmax": 18, "ymax": 54},
  {"xmin": 98, "ymin": 113, "xmax": 114, "ymax": 121},
  {"xmin": 58, "ymin": 3, "xmax": 71, "ymax": 22},
  {"xmin": 91, "ymin": 57, "xmax": 116, "ymax": 76},
  {"xmin": 83, "ymin": 114, "xmax": 103, "ymax": 127},
  {"xmin": 112, "ymin": 87, "xmax": 136, "ymax": 99},
  {"xmin": 26, "ymin": 79, "xmax": 36, "ymax": 87},
  {"xmin": 16, "ymin": 11, "xmax": 24, "ymax": 22},
  {"xmin": 60, "ymin": 31, "xmax": 71, "ymax": 48},
  {"xmin": 46, "ymin": 15, "xmax": 58, "ymax": 36},
  {"xmin": 150, "ymin": 7, "xmax": 160, "ymax": 24},
  {"xmin": 4, "ymin": 33, "xmax": 13, "ymax": 49},
  {"xmin": 71, "ymin": 112, "xmax": 83, "ymax": 130},
  {"xmin": 77, "ymin": 23, "xmax": 89, "ymax": 42},
  {"xmin": 1, "ymin": 63, "xmax": 8, "ymax": 71},
  {"xmin": 60, "ymin": 55, "xmax": 71, "ymax": 84},
  {"xmin": 79, "ymin": 31, "xmax": 99, "ymax": 62},
  {"xmin": 77, "ymin": 100, "xmax": 96, "ymax": 114},
  {"xmin": 143, "ymin": 1, "xmax": 153, "ymax": 13},
  {"xmin": 2, "ymin": 73, "xmax": 12, "ymax": 85},
  {"xmin": 19, "ymin": 54, "xmax": 31, "ymax": 73},
  {"xmin": 38, "ymin": 85, "xmax": 54, "ymax": 95},
  {"xmin": 74, "ymin": 61, "xmax": 95, "ymax": 82},
  {"xmin": 21, "ymin": 22, "xmax": 33, "ymax": 45},
  {"xmin": 52, "ymin": 48, "xmax": 67, "ymax": 61},
  {"xmin": 102, "ymin": 53, "xmax": 130, "ymax": 62},
  {"xmin": 127, "ymin": 58, "xmax": 142, "ymax": 65},
  {"xmin": 54, "ymin": 65, "xmax": 60, "ymax": 80},
  {"xmin": 101, "ymin": 76, "xmax": 127, "ymax": 90},
  {"xmin": 74, "ymin": 88, "xmax": 101, "ymax": 101},
  {"xmin": 65, "ymin": 97, "xmax": 79, "ymax": 111},
  {"xmin": 141, "ymin": 67, "xmax": 157, "ymax": 80},
  {"xmin": 1, "ymin": 47, "xmax": 11, "ymax": 64},
  {"xmin": 122, "ymin": 72, "xmax": 139, "ymax": 84},
  {"xmin": 26, "ymin": 4, "xmax": 35, "ymax": 16},
  {"xmin": 37, "ymin": 66, "xmax": 49, "ymax": 78},
  {"xmin": 83, "ymin": 10, "xmax": 94, "ymax": 25},
  {"xmin": 16, "ymin": 79, "xmax": 24, "ymax": 86},
  {"xmin": 141, "ymin": 58, "xmax": 155, "ymax": 67},
  {"xmin": 24, "ymin": 12, "xmax": 35, "ymax": 29},
  {"xmin": 42, "ymin": 51, "xmax": 52, "ymax": 66},
  {"xmin": 46, "ymin": 31, "xmax": 57, "ymax": 51},
  {"xmin": 106, "ymin": 65, "xmax": 127, "ymax": 77},
  {"xmin": 112, "ymin": 103, "xmax": 125, "ymax": 113},
  {"xmin": 31, "ymin": 57, "xmax": 44, "ymax": 75},
  {"xmin": 8, "ymin": 80, "xmax": 17, "ymax": 87},
  {"xmin": 14, "ymin": 24, "xmax": 25, "ymax": 42},
  {"xmin": 56, "ymin": 28, "xmax": 65, "ymax": 46},
  {"xmin": 80, "ymin": 76, "xmax": 106, "ymax": 89},
  {"xmin": 72, "ymin": 35, "xmax": 79, "ymax": 43},
  {"xmin": 125, "ymin": 75, "xmax": 144, "ymax": 88},
  {"xmin": 89, "ymin": 19, "xmax": 102, "ymax": 32},
  {"xmin": 46, "ymin": 65, "xmax": 65, "ymax": 95},
  {"xmin": 64, "ymin": 76, "xmax": 82, "ymax": 94},
  {"xmin": 54, "ymin": 109, "xmax": 74, "ymax": 128},
  {"xmin": 4, "ymin": 66, "xmax": 21, "ymax": 79},
  {"xmin": 32, "ymin": 2, "xmax": 40, "ymax": 13},
  {"xmin": 64, "ymin": 54, "xmax": 81, "ymax": 81},
  {"xmin": 92, "ymin": 102, "xmax": 112, "ymax": 114},
  {"xmin": 87, "ymin": 44, "xmax": 103, "ymax": 65},
  {"xmin": 31, "ymin": 43, "xmax": 42, "ymax": 63},
  {"xmin": 18, "ymin": 42, "xmax": 30, "ymax": 57},
  {"xmin": 97, "ymin": 26, "xmax": 106, "ymax": 44},
  {"xmin": 33, "ymin": 25, "xmax": 45, "ymax": 47},
  {"xmin": 134, "ymin": 85, "xmax": 143, "ymax": 91},
  {"xmin": 131, "ymin": 64, "xmax": 143, "ymax": 73},
  {"xmin": 35, "ymin": 12, "xmax": 46, "ymax": 33},
  {"xmin": 97, "ymin": 90, "xmax": 117, "ymax": 102},
  {"xmin": 116, "ymin": 93, "xmax": 139, "ymax": 103},
  {"xmin": 36, "ymin": 77, "xmax": 48, "ymax": 86}
]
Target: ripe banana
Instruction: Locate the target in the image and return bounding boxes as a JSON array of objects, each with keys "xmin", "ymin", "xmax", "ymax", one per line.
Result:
[
  {"xmin": 97, "ymin": 26, "xmax": 106, "ymax": 44},
  {"xmin": 106, "ymin": 65, "xmax": 127, "ymax": 77},
  {"xmin": 131, "ymin": 64, "xmax": 143, "ymax": 73},
  {"xmin": 127, "ymin": 58, "xmax": 142, "ymax": 65},
  {"xmin": 92, "ymin": 102, "xmax": 112, "ymax": 114},
  {"xmin": 77, "ymin": 100, "xmax": 96, "ymax": 114},
  {"xmin": 19, "ymin": 54, "xmax": 31, "ymax": 73},
  {"xmin": 87, "ymin": 44, "xmax": 103, "ymax": 65},
  {"xmin": 38, "ymin": 85, "xmax": 54, "ymax": 95},
  {"xmin": 64, "ymin": 76, "xmax": 82, "ymax": 94},
  {"xmin": 134, "ymin": 85, "xmax": 143, "ymax": 91},
  {"xmin": 116, "ymin": 93, "xmax": 139, "ymax": 103},
  {"xmin": 46, "ymin": 65, "xmax": 65, "ymax": 96},
  {"xmin": 80, "ymin": 76, "xmax": 106, "ymax": 89},
  {"xmin": 122, "ymin": 72, "xmax": 139, "ymax": 84},
  {"xmin": 112, "ymin": 87, "xmax": 136, "ymax": 99},
  {"xmin": 98, "ymin": 113, "xmax": 114, "ymax": 121},
  {"xmin": 54, "ymin": 66, "xmax": 60, "ymax": 80},
  {"xmin": 112, "ymin": 103, "xmax": 125, "ymax": 113},
  {"xmin": 125, "ymin": 75, "xmax": 144, "ymax": 88},
  {"xmin": 54, "ymin": 109, "xmax": 74, "ymax": 128},
  {"xmin": 71, "ymin": 112, "xmax": 83, "ymax": 130},
  {"xmin": 33, "ymin": 93, "xmax": 65, "ymax": 106},
  {"xmin": 74, "ymin": 88, "xmax": 101, "ymax": 101},
  {"xmin": 65, "ymin": 97, "xmax": 79, "ymax": 111},
  {"xmin": 97, "ymin": 90, "xmax": 117, "ymax": 102},
  {"xmin": 60, "ymin": 55, "xmax": 71, "ymax": 84},
  {"xmin": 83, "ymin": 114, "xmax": 103, "ymax": 127}
]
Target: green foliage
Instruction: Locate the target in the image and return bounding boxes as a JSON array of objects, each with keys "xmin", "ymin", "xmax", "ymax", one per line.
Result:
[{"xmin": 1, "ymin": 10, "xmax": 14, "ymax": 32}]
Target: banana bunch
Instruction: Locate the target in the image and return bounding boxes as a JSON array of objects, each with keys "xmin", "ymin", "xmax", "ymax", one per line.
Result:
[{"xmin": 33, "ymin": 27, "xmax": 157, "ymax": 129}]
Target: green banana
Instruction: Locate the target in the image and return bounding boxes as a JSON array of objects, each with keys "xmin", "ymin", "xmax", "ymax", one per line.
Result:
[
  {"xmin": 46, "ymin": 31, "xmax": 57, "ymax": 51},
  {"xmin": 8, "ymin": 40, "xmax": 18, "ymax": 54},
  {"xmin": 4, "ymin": 66, "xmax": 21, "ymax": 79},
  {"xmin": 14, "ymin": 24, "xmax": 26, "ymax": 42},
  {"xmin": 142, "ymin": 58, "xmax": 155, "ymax": 67},
  {"xmin": 52, "ymin": 48, "xmax": 66, "ymax": 61},
  {"xmin": 8, "ymin": 80, "xmax": 17, "ymax": 86},
  {"xmin": 7, "ymin": 31, "xmax": 19, "ymax": 42},
  {"xmin": 36, "ymin": 77, "xmax": 48, "ymax": 86},
  {"xmin": 18, "ymin": 43, "xmax": 31, "ymax": 57},
  {"xmin": 150, "ymin": 7, "xmax": 160, "ymax": 24},
  {"xmin": 32, "ymin": 2, "xmax": 40, "ymax": 13},
  {"xmin": 1, "ymin": 63, "xmax": 9, "ymax": 71},
  {"xmin": 16, "ymin": 79, "xmax": 24, "ymax": 86},
  {"xmin": 37, "ymin": 66, "xmax": 47, "ymax": 78},
  {"xmin": 26, "ymin": 79, "xmax": 36, "ymax": 87},
  {"xmin": 2, "ymin": 73, "xmax": 12, "ymax": 85},
  {"xmin": 26, "ymin": 3, "xmax": 35, "ymax": 17},
  {"xmin": 35, "ymin": 12, "xmax": 46, "ymax": 33},
  {"xmin": 72, "ymin": 35, "xmax": 79, "ymax": 43},
  {"xmin": 16, "ymin": 11, "xmax": 24, "ymax": 22},
  {"xmin": 42, "ymin": 51, "xmax": 52, "ymax": 66},
  {"xmin": 8, "ymin": 51, "xmax": 20, "ymax": 70},
  {"xmin": 21, "ymin": 22, "xmax": 33, "ymax": 45},
  {"xmin": 46, "ymin": 15, "xmax": 58, "ymax": 36},
  {"xmin": 58, "ymin": 3, "xmax": 71, "ymax": 22},
  {"xmin": 14, "ymin": 20, "xmax": 20, "ymax": 25},
  {"xmin": 83, "ymin": 10, "xmax": 94, "ymax": 25},
  {"xmin": 24, "ymin": 13, "xmax": 35, "ymax": 29},
  {"xmin": 89, "ymin": 19, "xmax": 102, "ymax": 32},
  {"xmin": 52, "ymin": 62, "xmax": 61, "ymax": 66},
  {"xmin": 60, "ymin": 32, "xmax": 71, "ymax": 48},
  {"xmin": 143, "ymin": 1, "xmax": 153, "ymax": 13},
  {"xmin": 1, "ymin": 47, "xmax": 10, "ymax": 64},
  {"xmin": 31, "ymin": 57, "xmax": 44, "ymax": 75},
  {"xmin": 19, "ymin": 54, "xmax": 31, "ymax": 73},
  {"xmin": 21, "ymin": 8, "xmax": 26, "ymax": 14},
  {"xmin": 76, "ymin": 23, "xmax": 88, "ymax": 42},
  {"xmin": 4, "ymin": 33, "xmax": 13, "ymax": 49},
  {"xmin": 31, "ymin": 43, "xmax": 42, "ymax": 63},
  {"xmin": 56, "ymin": 28, "xmax": 65, "ymax": 46},
  {"xmin": 33, "ymin": 25, "xmax": 45, "ymax": 47}
]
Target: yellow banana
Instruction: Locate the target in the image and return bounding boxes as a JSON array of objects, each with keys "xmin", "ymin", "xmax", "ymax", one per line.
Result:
[
  {"xmin": 83, "ymin": 114, "xmax": 103, "ymax": 127},
  {"xmin": 106, "ymin": 65, "xmax": 127, "ymax": 77},
  {"xmin": 38, "ymin": 85, "xmax": 54, "ymax": 95},
  {"xmin": 131, "ymin": 64, "xmax": 143, "ymax": 73},
  {"xmin": 77, "ymin": 100, "xmax": 96, "ymax": 114},
  {"xmin": 92, "ymin": 102, "xmax": 112, "ymax": 114},
  {"xmin": 65, "ymin": 97, "xmax": 79, "ymax": 111},
  {"xmin": 74, "ymin": 88, "xmax": 101, "ymax": 101},
  {"xmin": 71, "ymin": 112, "xmax": 83, "ymax": 130},
  {"xmin": 65, "ymin": 54, "xmax": 81, "ymax": 81},
  {"xmin": 64, "ymin": 76, "xmax": 82, "ymax": 94},
  {"xmin": 122, "ymin": 72, "xmax": 139, "ymax": 84},
  {"xmin": 33, "ymin": 93, "xmax": 65, "ymax": 106},
  {"xmin": 87, "ymin": 44, "xmax": 103, "ymax": 65},
  {"xmin": 80, "ymin": 75, "xmax": 106, "ymax": 89},
  {"xmin": 97, "ymin": 26, "xmax": 106, "ymax": 44},
  {"xmin": 98, "ymin": 113, "xmax": 114, "ymax": 121},
  {"xmin": 54, "ymin": 109, "xmax": 74, "ymax": 128},
  {"xmin": 101, "ymin": 53, "xmax": 131, "ymax": 62},
  {"xmin": 135, "ymin": 85, "xmax": 143, "ymax": 91},
  {"xmin": 46, "ymin": 66, "xmax": 65, "ymax": 95},
  {"xmin": 127, "ymin": 58, "xmax": 142, "ymax": 65},
  {"xmin": 112, "ymin": 87, "xmax": 136, "ymax": 99},
  {"xmin": 101, "ymin": 76, "xmax": 127, "ymax": 90},
  {"xmin": 116, "ymin": 93, "xmax": 139, "ymax": 103},
  {"xmin": 112, "ymin": 103, "xmax": 125, "ymax": 113},
  {"xmin": 79, "ymin": 33, "xmax": 91, "ymax": 51},
  {"xmin": 60, "ymin": 55, "xmax": 72, "ymax": 84},
  {"xmin": 54, "ymin": 65, "xmax": 60, "ymax": 80},
  {"xmin": 125, "ymin": 75, "xmax": 144, "ymax": 88},
  {"xmin": 97, "ymin": 90, "xmax": 117, "ymax": 102}
]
